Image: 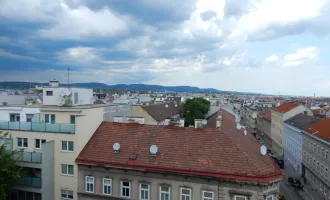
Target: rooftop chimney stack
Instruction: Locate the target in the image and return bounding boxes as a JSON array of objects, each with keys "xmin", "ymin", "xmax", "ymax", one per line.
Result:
[
  {"xmin": 194, "ymin": 119, "xmax": 202, "ymax": 128},
  {"xmin": 216, "ymin": 110, "xmax": 222, "ymax": 128}
]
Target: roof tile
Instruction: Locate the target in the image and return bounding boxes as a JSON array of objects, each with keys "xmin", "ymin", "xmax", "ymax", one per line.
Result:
[
  {"xmin": 304, "ymin": 118, "xmax": 330, "ymax": 142},
  {"xmin": 142, "ymin": 102, "xmax": 179, "ymax": 121},
  {"xmin": 274, "ymin": 103, "xmax": 299, "ymax": 113}
]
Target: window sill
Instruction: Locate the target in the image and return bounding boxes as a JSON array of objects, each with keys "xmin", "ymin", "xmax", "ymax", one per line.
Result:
[
  {"xmin": 61, "ymin": 150, "xmax": 74, "ymax": 153},
  {"xmin": 17, "ymin": 147, "xmax": 28, "ymax": 149},
  {"xmin": 61, "ymin": 174, "xmax": 74, "ymax": 177}
]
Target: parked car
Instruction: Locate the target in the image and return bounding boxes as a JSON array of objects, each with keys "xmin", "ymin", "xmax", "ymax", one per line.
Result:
[
  {"xmin": 288, "ymin": 177, "xmax": 294, "ymax": 185},
  {"xmin": 292, "ymin": 179, "xmax": 304, "ymax": 189},
  {"xmin": 267, "ymin": 149, "xmax": 272, "ymax": 153}
]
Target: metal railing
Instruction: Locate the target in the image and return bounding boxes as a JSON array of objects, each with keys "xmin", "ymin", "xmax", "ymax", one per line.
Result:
[
  {"xmin": 0, "ymin": 121, "xmax": 75, "ymax": 133},
  {"xmin": 14, "ymin": 151, "xmax": 42, "ymax": 163},
  {"xmin": 17, "ymin": 176, "xmax": 41, "ymax": 188}
]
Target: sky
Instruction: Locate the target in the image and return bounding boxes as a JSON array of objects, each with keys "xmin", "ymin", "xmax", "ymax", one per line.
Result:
[{"xmin": 0, "ymin": 0, "xmax": 330, "ymax": 96}]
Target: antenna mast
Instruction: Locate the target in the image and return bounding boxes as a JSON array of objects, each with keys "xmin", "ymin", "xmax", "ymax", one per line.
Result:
[{"xmin": 67, "ymin": 67, "xmax": 71, "ymax": 88}]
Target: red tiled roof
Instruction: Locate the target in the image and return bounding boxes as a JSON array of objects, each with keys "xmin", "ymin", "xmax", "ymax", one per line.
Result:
[
  {"xmin": 304, "ymin": 118, "xmax": 330, "ymax": 142},
  {"xmin": 273, "ymin": 103, "xmax": 299, "ymax": 113},
  {"xmin": 258, "ymin": 110, "xmax": 272, "ymax": 121},
  {"xmin": 142, "ymin": 102, "xmax": 179, "ymax": 122},
  {"xmin": 76, "ymin": 110, "xmax": 282, "ymax": 184}
]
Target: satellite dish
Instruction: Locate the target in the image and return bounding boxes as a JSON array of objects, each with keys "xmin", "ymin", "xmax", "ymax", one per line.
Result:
[
  {"xmin": 165, "ymin": 104, "xmax": 168, "ymax": 108},
  {"xmin": 260, "ymin": 145, "xmax": 267, "ymax": 156},
  {"xmin": 236, "ymin": 123, "xmax": 241, "ymax": 130},
  {"xmin": 244, "ymin": 130, "xmax": 247, "ymax": 135},
  {"xmin": 113, "ymin": 142, "xmax": 120, "ymax": 152},
  {"xmin": 66, "ymin": 89, "xmax": 72, "ymax": 96},
  {"xmin": 202, "ymin": 119, "xmax": 207, "ymax": 126},
  {"xmin": 175, "ymin": 104, "xmax": 178, "ymax": 107},
  {"xmin": 150, "ymin": 145, "xmax": 158, "ymax": 155}
]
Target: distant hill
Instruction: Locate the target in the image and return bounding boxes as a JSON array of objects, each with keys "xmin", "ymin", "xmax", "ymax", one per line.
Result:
[{"xmin": 0, "ymin": 82, "xmax": 222, "ymax": 93}]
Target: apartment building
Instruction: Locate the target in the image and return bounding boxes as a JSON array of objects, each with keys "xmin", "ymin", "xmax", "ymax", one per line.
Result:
[
  {"xmin": 283, "ymin": 114, "xmax": 320, "ymax": 175},
  {"xmin": 75, "ymin": 110, "xmax": 283, "ymax": 200},
  {"xmin": 1, "ymin": 81, "xmax": 114, "ymax": 200},
  {"xmin": 270, "ymin": 103, "xmax": 312, "ymax": 155},
  {"xmin": 256, "ymin": 110, "xmax": 272, "ymax": 147},
  {"xmin": 302, "ymin": 118, "xmax": 330, "ymax": 199}
]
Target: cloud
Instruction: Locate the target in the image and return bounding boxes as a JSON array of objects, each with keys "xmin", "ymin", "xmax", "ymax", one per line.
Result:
[
  {"xmin": 283, "ymin": 47, "xmax": 320, "ymax": 67},
  {"xmin": 265, "ymin": 54, "xmax": 279, "ymax": 63},
  {"xmin": 0, "ymin": 49, "xmax": 46, "ymax": 62}
]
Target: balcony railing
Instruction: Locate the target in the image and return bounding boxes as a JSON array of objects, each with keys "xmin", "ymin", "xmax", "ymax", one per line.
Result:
[
  {"xmin": 14, "ymin": 151, "xmax": 42, "ymax": 164},
  {"xmin": 0, "ymin": 121, "xmax": 75, "ymax": 134},
  {"xmin": 17, "ymin": 176, "xmax": 41, "ymax": 188}
]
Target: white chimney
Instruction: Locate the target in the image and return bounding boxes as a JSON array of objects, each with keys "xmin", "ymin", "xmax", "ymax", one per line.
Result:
[
  {"xmin": 194, "ymin": 119, "xmax": 202, "ymax": 128},
  {"xmin": 216, "ymin": 110, "xmax": 222, "ymax": 128}
]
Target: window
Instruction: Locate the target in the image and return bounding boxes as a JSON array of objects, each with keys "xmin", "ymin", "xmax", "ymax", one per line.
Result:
[
  {"xmin": 326, "ymin": 151, "xmax": 329, "ymax": 160},
  {"xmin": 61, "ymin": 189, "xmax": 73, "ymax": 199},
  {"xmin": 202, "ymin": 191, "xmax": 214, "ymax": 200},
  {"xmin": 61, "ymin": 164, "xmax": 74, "ymax": 175},
  {"xmin": 70, "ymin": 115, "xmax": 76, "ymax": 124},
  {"xmin": 322, "ymin": 148, "xmax": 325, "ymax": 157},
  {"xmin": 10, "ymin": 114, "xmax": 20, "ymax": 122},
  {"xmin": 103, "ymin": 178, "xmax": 112, "ymax": 195},
  {"xmin": 160, "ymin": 186, "xmax": 170, "ymax": 200},
  {"xmin": 140, "ymin": 183, "xmax": 149, "ymax": 200},
  {"xmin": 318, "ymin": 146, "xmax": 320, "ymax": 154},
  {"xmin": 313, "ymin": 160, "xmax": 316, "ymax": 169},
  {"xmin": 326, "ymin": 168, "xmax": 328, "ymax": 178},
  {"xmin": 62, "ymin": 141, "xmax": 74, "ymax": 152},
  {"xmin": 46, "ymin": 91, "xmax": 53, "ymax": 96},
  {"xmin": 321, "ymin": 165, "xmax": 324, "ymax": 175},
  {"xmin": 35, "ymin": 139, "xmax": 46, "ymax": 149},
  {"xmin": 45, "ymin": 114, "xmax": 55, "ymax": 124},
  {"xmin": 85, "ymin": 176, "xmax": 94, "ymax": 193},
  {"xmin": 266, "ymin": 195, "xmax": 274, "ymax": 200},
  {"xmin": 121, "ymin": 181, "xmax": 131, "ymax": 198},
  {"xmin": 17, "ymin": 138, "xmax": 28, "ymax": 148},
  {"xmin": 317, "ymin": 162, "xmax": 320, "ymax": 172},
  {"xmin": 26, "ymin": 114, "xmax": 34, "ymax": 122},
  {"xmin": 325, "ymin": 187, "xmax": 328, "ymax": 195},
  {"xmin": 180, "ymin": 188, "xmax": 191, "ymax": 200},
  {"xmin": 314, "ymin": 144, "xmax": 317, "ymax": 152},
  {"xmin": 234, "ymin": 195, "xmax": 247, "ymax": 200}
]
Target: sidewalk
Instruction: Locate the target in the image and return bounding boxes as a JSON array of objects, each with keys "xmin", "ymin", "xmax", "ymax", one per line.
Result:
[{"xmin": 284, "ymin": 163, "xmax": 325, "ymax": 200}]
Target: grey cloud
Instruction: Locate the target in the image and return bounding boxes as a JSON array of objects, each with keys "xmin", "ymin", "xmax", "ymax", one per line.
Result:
[
  {"xmin": 224, "ymin": 0, "xmax": 252, "ymax": 18},
  {"xmin": 200, "ymin": 10, "xmax": 217, "ymax": 21}
]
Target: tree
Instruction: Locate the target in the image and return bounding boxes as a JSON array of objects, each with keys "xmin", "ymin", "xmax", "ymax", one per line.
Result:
[
  {"xmin": 180, "ymin": 97, "xmax": 210, "ymax": 127},
  {"xmin": 216, "ymin": 100, "xmax": 220, "ymax": 106},
  {"xmin": 0, "ymin": 131, "xmax": 21, "ymax": 200}
]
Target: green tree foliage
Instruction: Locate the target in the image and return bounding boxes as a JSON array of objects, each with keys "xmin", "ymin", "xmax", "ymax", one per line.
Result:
[
  {"xmin": 180, "ymin": 97, "xmax": 210, "ymax": 127},
  {"xmin": 0, "ymin": 132, "xmax": 21, "ymax": 200}
]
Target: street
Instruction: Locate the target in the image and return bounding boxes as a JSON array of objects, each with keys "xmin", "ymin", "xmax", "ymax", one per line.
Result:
[{"xmin": 280, "ymin": 179, "xmax": 309, "ymax": 200}]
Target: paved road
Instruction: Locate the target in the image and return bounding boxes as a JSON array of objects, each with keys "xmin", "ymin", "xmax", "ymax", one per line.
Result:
[{"xmin": 280, "ymin": 180, "xmax": 309, "ymax": 200}]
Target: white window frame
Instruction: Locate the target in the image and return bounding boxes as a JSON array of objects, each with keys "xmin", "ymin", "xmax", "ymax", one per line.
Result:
[
  {"xmin": 61, "ymin": 141, "xmax": 74, "ymax": 152},
  {"xmin": 61, "ymin": 164, "xmax": 74, "ymax": 176},
  {"xmin": 85, "ymin": 176, "xmax": 94, "ymax": 193},
  {"xmin": 202, "ymin": 190, "xmax": 214, "ymax": 200},
  {"xmin": 44, "ymin": 114, "xmax": 55, "ymax": 124},
  {"xmin": 160, "ymin": 186, "xmax": 171, "ymax": 200},
  {"xmin": 234, "ymin": 195, "xmax": 247, "ymax": 200},
  {"xmin": 102, "ymin": 178, "xmax": 112, "ymax": 195},
  {"xmin": 139, "ymin": 183, "xmax": 150, "ymax": 200},
  {"xmin": 180, "ymin": 188, "xmax": 191, "ymax": 200},
  {"xmin": 35, "ymin": 139, "xmax": 46, "ymax": 149},
  {"xmin": 121, "ymin": 181, "xmax": 131, "ymax": 198},
  {"xmin": 61, "ymin": 189, "xmax": 74, "ymax": 200},
  {"xmin": 17, "ymin": 137, "xmax": 28, "ymax": 148},
  {"xmin": 266, "ymin": 195, "xmax": 274, "ymax": 200}
]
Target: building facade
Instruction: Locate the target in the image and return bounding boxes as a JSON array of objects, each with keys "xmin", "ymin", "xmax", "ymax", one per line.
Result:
[
  {"xmin": 256, "ymin": 111, "xmax": 272, "ymax": 147},
  {"xmin": 302, "ymin": 118, "xmax": 330, "ymax": 199},
  {"xmin": 270, "ymin": 104, "xmax": 312, "ymax": 155}
]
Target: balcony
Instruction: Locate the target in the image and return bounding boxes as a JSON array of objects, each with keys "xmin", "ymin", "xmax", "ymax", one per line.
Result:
[
  {"xmin": 0, "ymin": 121, "xmax": 75, "ymax": 134},
  {"xmin": 14, "ymin": 151, "xmax": 42, "ymax": 164},
  {"xmin": 17, "ymin": 176, "xmax": 41, "ymax": 188}
]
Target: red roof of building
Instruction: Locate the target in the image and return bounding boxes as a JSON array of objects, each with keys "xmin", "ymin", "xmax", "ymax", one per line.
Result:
[
  {"xmin": 273, "ymin": 103, "xmax": 299, "ymax": 113},
  {"xmin": 76, "ymin": 110, "xmax": 283, "ymax": 184},
  {"xmin": 258, "ymin": 110, "xmax": 272, "ymax": 121},
  {"xmin": 304, "ymin": 118, "xmax": 330, "ymax": 142}
]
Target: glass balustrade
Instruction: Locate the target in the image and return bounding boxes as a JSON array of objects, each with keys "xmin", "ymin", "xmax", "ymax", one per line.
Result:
[{"xmin": 0, "ymin": 121, "xmax": 75, "ymax": 133}]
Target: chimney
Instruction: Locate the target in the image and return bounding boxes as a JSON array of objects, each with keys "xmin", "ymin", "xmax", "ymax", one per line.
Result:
[
  {"xmin": 216, "ymin": 110, "xmax": 222, "ymax": 128},
  {"xmin": 194, "ymin": 119, "xmax": 202, "ymax": 128},
  {"xmin": 49, "ymin": 79, "xmax": 59, "ymax": 87}
]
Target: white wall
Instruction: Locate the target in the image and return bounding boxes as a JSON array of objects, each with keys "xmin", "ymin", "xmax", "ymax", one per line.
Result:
[
  {"xmin": 43, "ymin": 88, "xmax": 93, "ymax": 106},
  {"xmin": 0, "ymin": 107, "xmax": 40, "ymax": 122}
]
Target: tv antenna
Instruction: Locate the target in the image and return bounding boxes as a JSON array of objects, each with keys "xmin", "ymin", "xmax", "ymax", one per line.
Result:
[{"xmin": 67, "ymin": 67, "xmax": 71, "ymax": 88}]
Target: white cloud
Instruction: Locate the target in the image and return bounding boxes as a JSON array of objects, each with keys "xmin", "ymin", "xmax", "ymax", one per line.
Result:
[
  {"xmin": 265, "ymin": 54, "xmax": 279, "ymax": 63},
  {"xmin": 284, "ymin": 47, "xmax": 320, "ymax": 61}
]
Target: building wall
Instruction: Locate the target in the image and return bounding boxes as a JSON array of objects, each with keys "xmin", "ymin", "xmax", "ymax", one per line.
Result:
[
  {"xmin": 103, "ymin": 105, "xmax": 132, "ymax": 122},
  {"xmin": 283, "ymin": 124, "xmax": 303, "ymax": 175},
  {"xmin": 43, "ymin": 88, "xmax": 93, "ymax": 106},
  {"xmin": 256, "ymin": 115, "xmax": 271, "ymax": 146},
  {"xmin": 41, "ymin": 141, "xmax": 55, "ymax": 200},
  {"xmin": 77, "ymin": 165, "xmax": 280, "ymax": 200},
  {"xmin": 132, "ymin": 106, "xmax": 157, "ymax": 125},
  {"xmin": 271, "ymin": 105, "xmax": 310, "ymax": 155},
  {"xmin": 0, "ymin": 107, "xmax": 40, "ymax": 122},
  {"xmin": 40, "ymin": 110, "xmax": 81, "ymax": 124},
  {"xmin": 302, "ymin": 132, "xmax": 330, "ymax": 199}
]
